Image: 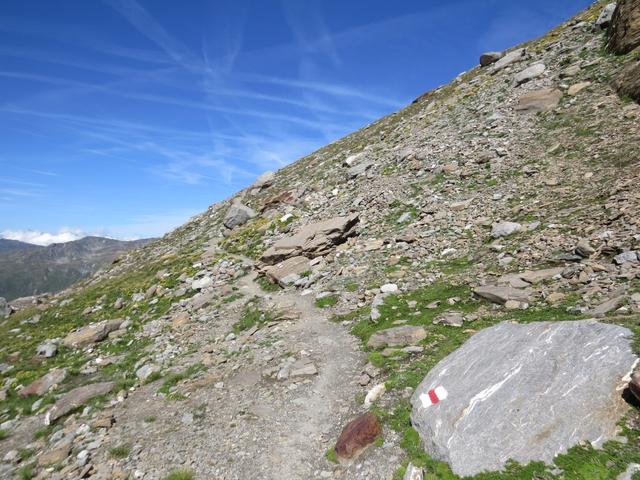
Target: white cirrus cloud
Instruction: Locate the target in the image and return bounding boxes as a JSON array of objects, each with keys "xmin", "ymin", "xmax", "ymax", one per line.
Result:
[{"xmin": 0, "ymin": 228, "xmax": 85, "ymax": 246}]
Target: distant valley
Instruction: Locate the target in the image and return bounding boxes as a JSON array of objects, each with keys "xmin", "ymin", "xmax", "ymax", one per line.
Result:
[{"xmin": 0, "ymin": 236, "xmax": 152, "ymax": 301}]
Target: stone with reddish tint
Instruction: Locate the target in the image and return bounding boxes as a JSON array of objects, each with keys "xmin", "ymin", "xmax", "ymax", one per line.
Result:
[
  {"xmin": 19, "ymin": 368, "xmax": 67, "ymax": 397},
  {"xmin": 335, "ymin": 412, "xmax": 381, "ymax": 460}
]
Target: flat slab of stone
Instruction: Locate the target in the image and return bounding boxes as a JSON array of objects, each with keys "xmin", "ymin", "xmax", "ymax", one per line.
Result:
[
  {"xmin": 490, "ymin": 48, "xmax": 526, "ymax": 72},
  {"xmin": 45, "ymin": 382, "xmax": 115, "ymax": 424},
  {"xmin": 20, "ymin": 368, "xmax": 67, "ymax": 397},
  {"xmin": 367, "ymin": 325, "xmax": 426, "ymax": 349},
  {"xmin": 515, "ymin": 88, "xmax": 563, "ymax": 113},
  {"xmin": 63, "ymin": 319, "xmax": 123, "ymax": 348},
  {"xmin": 410, "ymin": 320, "xmax": 637, "ymax": 477},
  {"xmin": 473, "ymin": 285, "xmax": 532, "ymax": 304},
  {"xmin": 260, "ymin": 214, "xmax": 359, "ymax": 265},
  {"xmin": 262, "ymin": 256, "xmax": 310, "ymax": 286},
  {"xmin": 514, "ymin": 63, "xmax": 545, "ymax": 85}
]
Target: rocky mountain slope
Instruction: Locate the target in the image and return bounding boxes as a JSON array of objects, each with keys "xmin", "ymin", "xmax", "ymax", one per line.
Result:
[
  {"xmin": 0, "ymin": 237, "xmax": 153, "ymax": 302},
  {"xmin": 0, "ymin": 240, "xmax": 38, "ymax": 254},
  {"xmin": 1, "ymin": 1, "xmax": 640, "ymax": 479}
]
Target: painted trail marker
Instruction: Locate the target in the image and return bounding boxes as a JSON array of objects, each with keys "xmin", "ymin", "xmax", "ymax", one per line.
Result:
[{"xmin": 419, "ymin": 386, "xmax": 448, "ymax": 408}]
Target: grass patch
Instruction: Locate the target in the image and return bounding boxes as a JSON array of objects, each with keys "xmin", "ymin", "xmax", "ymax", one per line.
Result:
[
  {"xmin": 17, "ymin": 464, "xmax": 34, "ymax": 480},
  {"xmin": 256, "ymin": 275, "xmax": 281, "ymax": 292},
  {"xmin": 233, "ymin": 299, "xmax": 273, "ymax": 333},
  {"xmin": 164, "ymin": 468, "xmax": 195, "ymax": 480},
  {"xmin": 315, "ymin": 295, "xmax": 339, "ymax": 308},
  {"xmin": 108, "ymin": 444, "xmax": 131, "ymax": 459},
  {"xmin": 0, "ymin": 428, "xmax": 8, "ymax": 440},
  {"xmin": 158, "ymin": 363, "xmax": 205, "ymax": 396},
  {"xmin": 325, "ymin": 448, "xmax": 339, "ymax": 464},
  {"xmin": 345, "ymin": 281, "xmax": 359, "ymax": 292}
]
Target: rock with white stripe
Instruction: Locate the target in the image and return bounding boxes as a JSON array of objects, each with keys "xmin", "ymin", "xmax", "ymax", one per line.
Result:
[{"xmin": 410, "ymin": 320, "xmax": 637, "ymax": 477}]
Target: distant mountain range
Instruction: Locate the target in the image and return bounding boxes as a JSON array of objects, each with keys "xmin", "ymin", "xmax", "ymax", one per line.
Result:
[{"xmin": 0, "ymin": 236, "xmax": 153, "ymax": 301}]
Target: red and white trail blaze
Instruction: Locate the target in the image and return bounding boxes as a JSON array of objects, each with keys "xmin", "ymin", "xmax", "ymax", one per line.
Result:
[{"xmin": 419, "ymin": 386, "xmax": 448, "ymax": 408}]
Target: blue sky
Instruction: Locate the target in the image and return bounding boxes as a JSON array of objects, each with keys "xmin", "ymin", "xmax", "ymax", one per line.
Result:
[{"xmin": 0, "ymin": 0, "xmax": 592, "ymax": 243}]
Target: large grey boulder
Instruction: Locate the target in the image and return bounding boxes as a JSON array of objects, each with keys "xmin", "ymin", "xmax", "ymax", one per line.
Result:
[
  {"xmin": 223, "ymin": 203, "xmax": 257, "ymax": 229},
  {"xmin": 260, "ymin": 214, "xmax": 359, "ymax": 265},
  {"xmin": 410, "ymin": 320, "xmax": 637, "ymax": 477}
]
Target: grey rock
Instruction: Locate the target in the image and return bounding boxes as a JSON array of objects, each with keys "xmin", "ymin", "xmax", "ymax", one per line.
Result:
[
  {"xmin": 490, "ymin": 48, "xmax": 527, "ymax": 72},
  {"xmin": 411, "ymin": 320, "xmax": 637, "ymax": 477},
  {"xmin": 289, "ymin": 358, "xmax": 318, "ymax": 377},
  {"xmin": 479, "ymin": 51, "xmax": 503, "ymax": 67},
  {"xmin": 618, "ymin": 463, "xmax": 640, "ymax": 480},
  {"xmin": 45, "ymin": 382, "xmax": 115, "ymax": 424},
  {"xmin": 403, "ymin": 463, "xmax": 423, "ymax": 480},
  {"xmin": 596, "ymin": 3, "xmax": 617, "ymax": 28},
  {"xmin": 514, "ymin": 63, "xmax": 546, "ymax": 85},
  {"xmin": 591, "ymin": 295, "xmax": 626, "ymax": 317},
  {"xmin": 36, "ymin": 341, "xmax": 58, "ymax": 358},
  {"xmin": 63, "ymin": 319, "xmax": 124, "ymax": 348},
  {"xmin": 367, "ymin": 325, "xmax": 427, "ymax": 349},
  {"xmin": 613, "ymin": 251, "xmax": 639, "ymax": 264},
  {"xmin": 262, "ymin": 256, "xmax": 310, "ymax": 286},
  {"xmin": 253, "ymin": 171, "xmax": 275, "ymax": 189},
  {"xmin": 491, "ymin": 221, "xmax": 522, "ymax": 238},
  {"xmin": 433, "ymin": 311, "xmax": 464, "ymax": 327},
  {"xmin": 347, "ymin": 161, "xmax": 374, "ymax": 179},
  {"xmin": 474, "ymin": 285, "xmax": 532, "ymax": 304},
  {"xmin": 113, "ymin": 297, "xmax": 124, "ymax": 309},
  {"xmin": 136, "ymin": 364, "xmax": 160, "ymax": 382},
  {"xmin": 191, "ymin": 276, "xmax": 213, "ymax": 290},
  {"xmin": 223, "ymin": 203, "xmax": 257, "ymax": 229},
  {"xmin": 575, "ymin": 238, "xmax": 596, "ymax": 258},
  {"xmin": 0, "ymin": 297, "xmax": 12, "ymax": 317}
]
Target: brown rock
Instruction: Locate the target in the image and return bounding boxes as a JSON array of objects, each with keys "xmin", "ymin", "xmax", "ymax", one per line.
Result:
[
  {"xmin": 515, "ymin": 89, "xmax": 563, "ymax": 113},
  {"xmin": 607, "ymin": 0, "xmax": 640, "ymax": 55},
  {"xmin": 612, "ymin": 61, "xmax": 640, "ymax": 103},
  {"xmin": 262, "ymin": 256, "xmax": 310, "ymax": 285},
  {"xmin": 93, "ymin": 412, "xmax": 115, "ymax": 429},
  {"xmin": 38, "ymin": 442, "xmax": 71, "ymax": 466},
  {"xmin": 171, "ymin": 312, "xmax": 190, "ymax": 329},
  {"xmin": 335, "ymin": 412, "xmax": 381, "ymax": 460},
  {"xmin": 367, "ymin": 325, "xmax": 427, "ymax": 349},
  {"xmin": 63, "ymin": 319, "xmax": 124, "ymax": 348},
  {"xmin": 19, "ymin": 368, "xmax": 67, "ymax": 397},
  {"xmin": 45, "ymin": 382, "xmax": 115, "ymax": 424}
]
